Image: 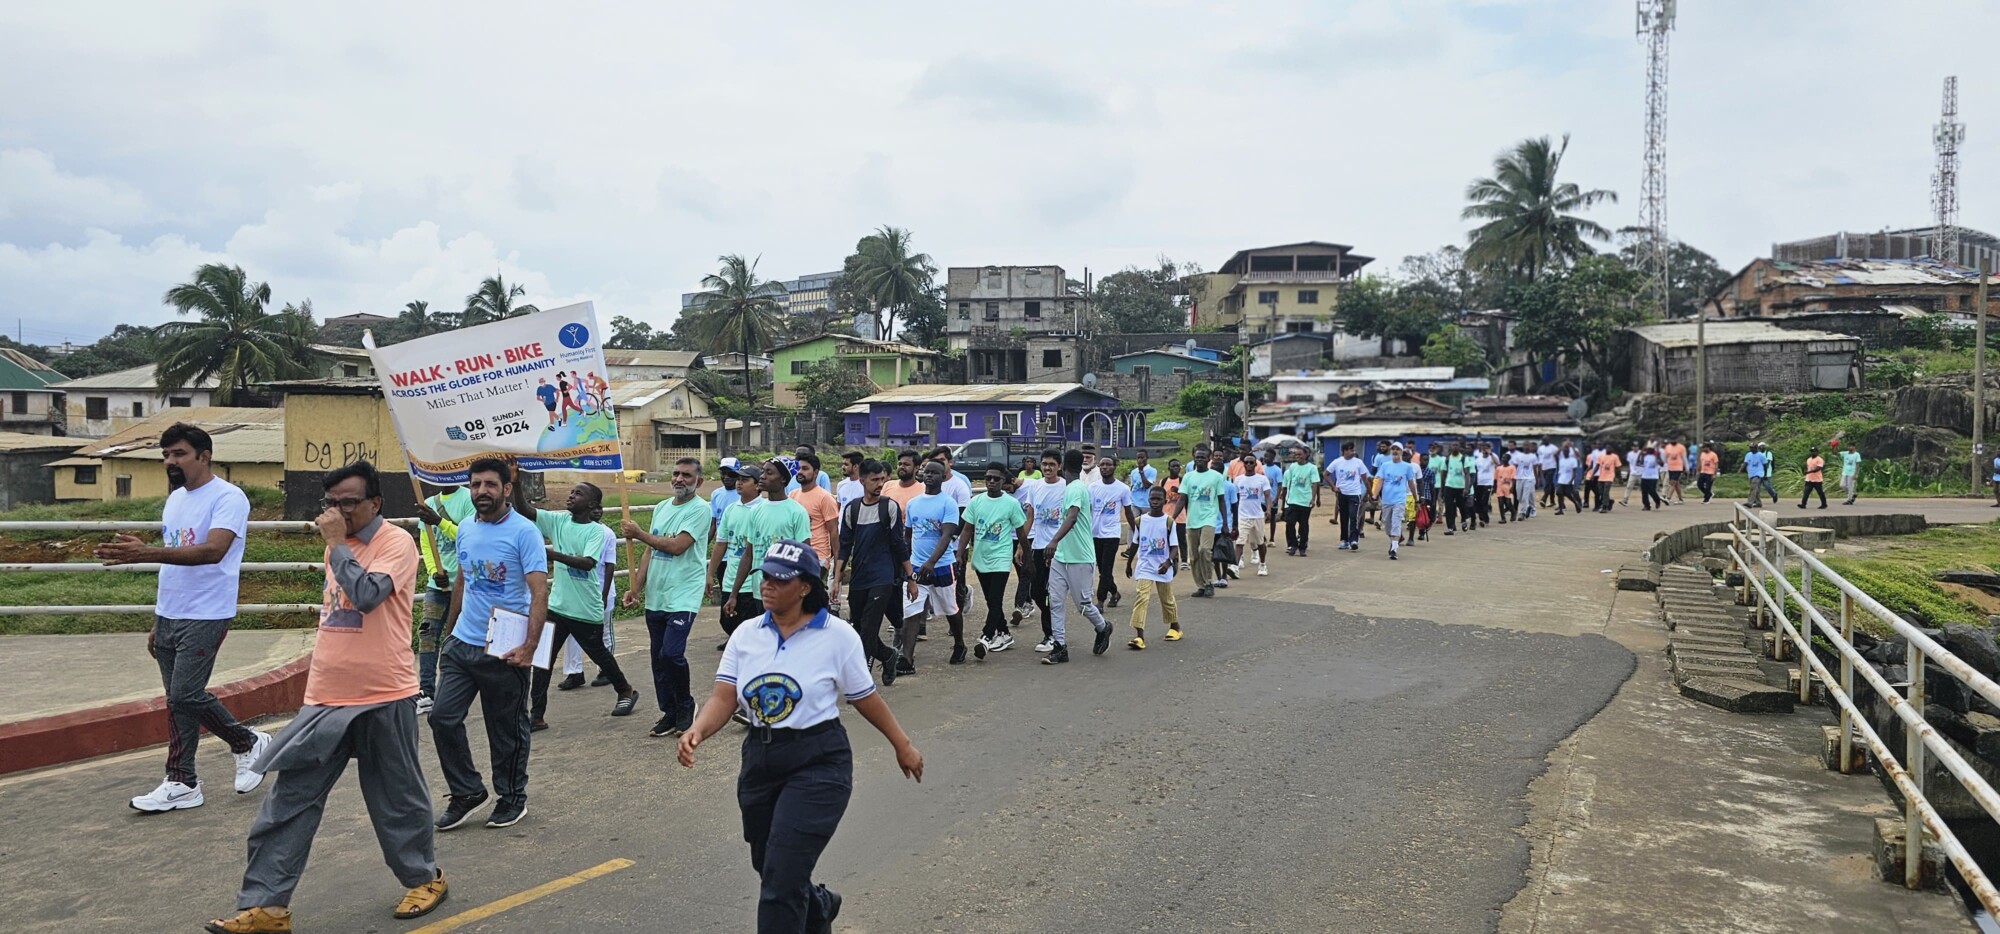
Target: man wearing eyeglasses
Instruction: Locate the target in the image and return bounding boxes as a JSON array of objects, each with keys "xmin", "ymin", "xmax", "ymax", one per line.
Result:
[{"xmin": 205, "ymin": 460, "xmax": 446, "ymax": 933}]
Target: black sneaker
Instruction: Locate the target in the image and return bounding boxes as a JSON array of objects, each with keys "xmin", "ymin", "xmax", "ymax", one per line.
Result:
[
  {"xmin": 1040, "ymin": 644, "xmax": 1069, "ymax": 664},
  {"xmin": 485, "ymin": 799, "xmax": 526, "ymax": 828},
  {"xmin": 434, "ymin": 790, "xmax": 489, "ymax": 831},
  {"xmin": 590, "ymin": 672, "xmax": 613, "ymax": 687},
  {"xmin": 556, "ymin": 673, "xmax": 585, "ymax": 691},
  {"xmin": 895, "ymin": 658, "xmax": 916, "ymax": 676},
  {"xmin": 612, "ymin": 690, "xmax": 639, "ymax": 717},
  {"xmin": 529, "ymin": 719, "xmax": 549, "ymax": 733},
  {"xmin": 649, "ymin": 714, "xmax": 676, "ymax": 738},
  {"xmin": 880, "ymin": 648, "xmax": 900, "ymax": 686},
  {"xmin": 973, "ymin": 639, "xmax": 987, "ymax": 661},
  {"xmin": 821, "ymin": 887, "xmax": 842, "ymax": 934},
  {"xmin": 1092, "ymin": 625, "xmax": 1112, "ymax": 656},
  {"xmin": 1107, "ymin": 592, "xmax": 1122, "ymax": 608},
  {"xmin": 949, "ymin": 645, "xmax": 967, "ymax": 665},
  {"xmin": 675, "ymin": 703, "xmax": 696, "ymax": 734}
]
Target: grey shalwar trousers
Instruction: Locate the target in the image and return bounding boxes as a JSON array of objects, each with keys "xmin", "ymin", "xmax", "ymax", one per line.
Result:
[
  {"xmin": 1047, "ymin": 560, "xmax": 1107, "ymax": 647},
  {"xmin": 237, "ymin": 699, "xmax": 435, "ymax": 908}
]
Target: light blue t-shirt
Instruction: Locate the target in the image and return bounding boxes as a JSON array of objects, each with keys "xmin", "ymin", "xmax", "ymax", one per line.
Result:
[
  {"xmin": 1378, "ymin": 461, "xmax": 1416, "ymax": 506},
  {"xmin": 1264, "ymin": 463, "xmax": 1284, "ymax": 492},
  {"xmin": 1126, "ymin": 465, "xmax": 1158, "ymax": 508},
  {"xmin": 710, "ymin": 487, "xmax": 740, "ymax": 522},
  {"xmin": 1220, "ymin": 476, "xmax": 1237, "ymax": 532},
  {"xmin": 1371, "ymin": 452, "xmax": 1392, "ymax": 477},
  {"xmin": 908, "ymin": 491, "xmax": 959, "ymax": 569},
  {"xmin": 1745, "ymin": 451, "xmax": 1769, "ymax": 478},
  {"xmin": 452, "ymin": 508, "xmax": 549, "ymax": 645}
]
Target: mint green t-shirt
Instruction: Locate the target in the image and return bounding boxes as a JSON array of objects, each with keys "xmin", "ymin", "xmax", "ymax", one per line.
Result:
[
  {"xmin": 717, "ymin": 498, "xmax": 763, "ymax": 594},
  {"xmin": 964, "ymin": 493, "xmax": 1027, "ymax": 573},
  {"xmin": 1281, "ymin": 462, "xmax": 1318, "ymax": 507},
  {"xmin": 739, "ymin": 497, "xmax": 811, "ymax": 591},
  {"xmin": 643, "ymin": 496, "xmax": 712, "ymax": 613},
  {"xmin": 1180, "ymin": 468, "xmax": 1226, "ymax": 530},
  {"xmin": 1054, "ymin": 481, "xmax": 1096, "ymax": 564},
  {"xmin": 534, "ymin": 511, "xmax": 612, "ymax": 622}
]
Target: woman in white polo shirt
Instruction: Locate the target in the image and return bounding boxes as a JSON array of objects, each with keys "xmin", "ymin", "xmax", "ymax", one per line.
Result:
[{"xmin": 679, "ymin": 539, "xmax": 924, "ymax": 933}]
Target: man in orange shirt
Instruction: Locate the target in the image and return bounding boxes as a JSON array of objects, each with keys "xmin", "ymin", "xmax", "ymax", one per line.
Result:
[
  {"xmin": 885, "ymin": 449, "xmax": 925, "ymax": 511},
  {"xmin": 1697, "ymin": 445, "xmax": 1720, "ymax": 504},
  {"xmin": 1799, "ymin": 447, "xmax": 1829, "ymax": 509},
  {"xmin": 206, "ymin": 461, "xmax": 446, "ymax": 934},
  {"xmin": 789, "ymin": 452, "xmax": 839, "ymax": 564},
  {"xmin": 1592, "ymin": 446, "xmax": 1622, "ymax": 514},
  {"xmin": 1662, "ymin": 438, "xmax": 1688, "ymax": 504}
]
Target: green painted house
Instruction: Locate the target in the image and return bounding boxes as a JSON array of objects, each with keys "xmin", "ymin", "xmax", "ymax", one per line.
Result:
[
  {"xmin": 0, "ymin": 349, "xmax": 70, "ymax": 435},
  {"xmin": 771, "ymin": 334, "xmax": 943, "ymax": 408},
  {"xmin": 1108, "ymin": 348, "xmax": 1221, "ymax": 377}
]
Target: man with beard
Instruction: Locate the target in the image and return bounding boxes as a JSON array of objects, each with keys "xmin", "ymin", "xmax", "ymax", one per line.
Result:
[
  {"xmin": 832, "ymin": 458, "xmax": 911, "ymax": 683},
  {"xmin": 708, "ymin": 468, "xmax": 766, "ymax": 650},
  {"xmin": 623, "ymin": 457, "xmax": 712, "ymax": 738},
  {"xmin": 723, "ymin": 459, "xmax": 812, "ymax": 654},
  {"xmin": 99, "ymin": 423, "xmax": 271, "ymax": 813},
  {"xmin": 429, "ymin": 458, "xmax": 548, "ymax": 831}
]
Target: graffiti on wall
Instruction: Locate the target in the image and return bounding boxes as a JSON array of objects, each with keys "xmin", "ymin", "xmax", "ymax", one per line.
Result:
[{"xmin": 301, "ymin": 438, "xmax": 381, "ymax": 470}]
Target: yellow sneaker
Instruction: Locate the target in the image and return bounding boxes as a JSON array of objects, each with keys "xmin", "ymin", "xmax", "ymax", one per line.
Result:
[
  {"xmin": 1164, "ymin": 628, "xmax": 1183, "ymax": 641},
  {"xmin": 1127, "ymin": 635, "xmax": 1146, "ymax": 650},
  {"xmin": 394, "ymin": 868, "xmax": 449, "ymax": 919},
  {"xmin": 204, "ymin": 907, "xmax": 291, "ymax": 934}
]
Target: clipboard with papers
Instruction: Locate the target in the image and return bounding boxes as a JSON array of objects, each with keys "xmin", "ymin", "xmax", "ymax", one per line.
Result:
[{"xmin": 486, "ymin": 608, "xmax": 557, "ymax": 669}]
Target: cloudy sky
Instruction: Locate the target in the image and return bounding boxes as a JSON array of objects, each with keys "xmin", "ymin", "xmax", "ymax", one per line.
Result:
[{"xmin": 2, "ymin": 0, "xmax": 1995, "ymax": 347}]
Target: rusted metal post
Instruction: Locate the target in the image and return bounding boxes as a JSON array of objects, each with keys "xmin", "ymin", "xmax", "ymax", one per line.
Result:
[
  {"xmin": 1838, "ymin": 592, "xmax": 1854, "ymax": 773},
  {"xmin": 1906, "ymin": 641, "xmax": 1927, "ymax": 889}
]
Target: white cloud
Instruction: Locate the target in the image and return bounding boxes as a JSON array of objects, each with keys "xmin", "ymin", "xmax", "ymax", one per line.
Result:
[{"xmin": 1, "ymin": 0, "xmax": 1997, "ymax": 345}]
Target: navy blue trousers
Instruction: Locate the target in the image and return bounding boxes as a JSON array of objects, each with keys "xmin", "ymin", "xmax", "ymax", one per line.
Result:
[
  {"xmin": 738, "ymin": 723, "xmax": 852, "ymax": 933},
  {"xmin": 646, "ymin": 610, "xmax": 695, "ymax": 716}
]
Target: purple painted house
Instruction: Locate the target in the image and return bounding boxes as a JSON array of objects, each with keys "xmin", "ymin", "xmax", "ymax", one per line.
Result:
[{"xmin": 842, "ymin": 383, "xmax": 1147, "ymax": 449}]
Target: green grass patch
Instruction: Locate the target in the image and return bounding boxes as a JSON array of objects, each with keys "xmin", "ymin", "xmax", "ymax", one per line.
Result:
[{"xmin": 1775, "ymin": 520, "xmax": 2000, "ymax": 635}]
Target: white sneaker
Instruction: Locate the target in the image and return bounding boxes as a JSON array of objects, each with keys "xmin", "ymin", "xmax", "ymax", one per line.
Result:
[
  {"xmin": 1034, "ymin": 638, "xmax": 1056, "ymax": 653},
  {"xmin": 131, "ymin": 778, "xmax": 204, "ymax": 812},
  {"xmin": 975, "ymin": 634, "xmax": 995, "ymax": 651},
  {"xmin": 991, "ymin": 632, "xmax": 1015, "ymax": 652},
  {"xmin": 1257, "ymin": 564, "xmax": 1269, "ymax": 576},
  {"xmin": 416, "ymin": 693, "xmax": 435, "ymax": 716},
  {"xmin": 234, "ymin": 730, "xmax": 273, "ymax": 794}
]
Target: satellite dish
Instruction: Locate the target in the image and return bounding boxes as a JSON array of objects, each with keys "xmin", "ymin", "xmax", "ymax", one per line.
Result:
[
  {"xmin": 1565, "ymin": 397, "xmax": 1589, "ymax": 420},
  {"xmin": 1185, "ymin": 339, "xmax": 1199, "ymax": 354},
  {"xmin": 1234, "ymin": 400, "xmax": 1248, "ymax": 418},
  {"xmin": 1082, "ymin": 372, "xmax": 1098, "ymax": 388}
]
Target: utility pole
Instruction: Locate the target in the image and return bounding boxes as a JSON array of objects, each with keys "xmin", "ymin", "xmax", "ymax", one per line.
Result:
[{"xmin": 1977, "ymin": 260, "xmax": 1988, "ymax": 494}]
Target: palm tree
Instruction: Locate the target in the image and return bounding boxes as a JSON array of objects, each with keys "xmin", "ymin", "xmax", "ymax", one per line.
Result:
[
  {"xmin": 399, "ymin": 299, "xmax": 449, "ymax": 335},
  {"xmin": 155, "ymin": 263, "xmax": 317, "ymax": 404},
  {"xmin": 847, "ymin": 226, "xmax": 936, "ymax": 339},
  {"xmin": 1461, "ymin": 135, "xmax": 1617, "ymax": 281},
  {"xmin": 692, "ymin": 254, "xmax": 784, "ymax": 410},
  {"xmin": 461, "ymin": 274, "xmax": 538, "ymax": 327}
]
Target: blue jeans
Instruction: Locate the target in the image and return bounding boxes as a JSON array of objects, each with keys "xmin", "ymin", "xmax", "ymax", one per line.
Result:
[
  {"xmin": 1749, "ymin": 476, "xmax": 1777, "ymax": 504},
  {"xmin": 647, "ymin": 610, "xmax": 696, "ymax": 716}
]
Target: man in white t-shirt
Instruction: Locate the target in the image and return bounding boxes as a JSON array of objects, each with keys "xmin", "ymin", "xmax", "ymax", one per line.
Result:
[
  {"xmin": 1088, "ymin": 456, "xmax": 1133, "ymax": 608},
  {"xmin": 1017, "ymin": 451, "xmax": 1067, "ymax": 646},
  {"xmin": 1325, "ymin": 442, "xmax": 1368, "ymax": 551},
  {"xmin": 1231, "ymin": 453, "xmax": 1273, "ymax": 574},
  {"xmin": 97, "ymin": 423, "xmax": 271, "ymax": 813},
  {"xmin": 835, "ymin": 451, "xmax": 866, "ymax": 514},
  {"xmin": 1471, "ymin": 442, "xmax": 1497, "ymax": 530},
  {"xmin": 1535, "ymin": 440, "xmax": 1559, "ymax": 508},
  {"xmin": 1507, "ymin": 444, "xmax": 1540, "ymax": 520}
]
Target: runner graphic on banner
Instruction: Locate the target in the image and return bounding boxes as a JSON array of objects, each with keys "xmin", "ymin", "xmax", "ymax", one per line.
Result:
[{"xmin": 363, "ymin": 301, "xmax": 623, "ymax": 483}]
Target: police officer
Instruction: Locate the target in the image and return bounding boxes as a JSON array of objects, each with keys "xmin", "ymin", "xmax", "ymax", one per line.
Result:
[{"xmin": 678, "ymin": 539, "xmax": 924, "ymax": 933}]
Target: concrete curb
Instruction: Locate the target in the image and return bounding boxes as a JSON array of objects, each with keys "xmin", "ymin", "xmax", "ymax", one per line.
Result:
[{"xmin": 0, "ymin": 652, "xmax": 312, "ymax": 776}]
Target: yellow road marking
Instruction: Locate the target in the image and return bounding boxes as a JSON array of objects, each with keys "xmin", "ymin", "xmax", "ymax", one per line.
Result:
[{"xmin": 408, "ymin": 858, "xmax": 635, "ymax": 934}]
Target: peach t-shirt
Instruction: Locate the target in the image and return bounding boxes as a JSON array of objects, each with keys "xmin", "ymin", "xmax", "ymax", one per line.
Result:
[
  {"xmin": 307, "ymin": 522, "xmax": 420, "ymax": 707},
  {"xmin": 1804, "ymin": 456, "xmax": 1825, "ymax": 483},
  {"xmin": 1594, "ymin": 453, "xmax": 1622, "ymax": 482},
  {"xmin": 1699, "ymin": 450, "xmax": 1719, "ymax": 475},
  {"xmin": 1664, "ymin": 444, "xmax": 1686, "ymax": 471},
  {"xmin": 790, "ymin": 484, "xmax": 840, "ymax": 563}
]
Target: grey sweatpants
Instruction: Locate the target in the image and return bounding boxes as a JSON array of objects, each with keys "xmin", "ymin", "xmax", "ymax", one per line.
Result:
[
  {"xmin": 430, "ymin": 635, "xmax": 532, "ymax": 807},
  {"xmin": 1047, "ymin": 560, "xmax": 1106, "ymax": 647},
  {"xmin": 153, "ymin": 615, "xmax": 256, "ymax": 786},
  {"xmin": 237, "ymin": 701, "xmax": 435, "ymax": 908},
  {"xmin": 1513, "ymin": 478, "xmax": 1537, "ymax": 516}
]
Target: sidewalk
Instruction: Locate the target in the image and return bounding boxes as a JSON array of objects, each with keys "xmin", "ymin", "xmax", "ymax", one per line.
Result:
[{"xmin": 1248, "ymin": 494, "xmax": 1978, "ymax": 931}]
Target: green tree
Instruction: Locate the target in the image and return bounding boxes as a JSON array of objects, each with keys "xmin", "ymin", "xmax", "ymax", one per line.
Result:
[
  {"xmin": 1334, "ymin": 276, "xmax": 1449, "ymax": 349},
  {"xmin": 155, "ymin": 263, "xmax": 317, "ymax": 403},
  {"xmin": 1616, "ymin": 236, "xmax": 1731, "ymax": 319},
  {"xmin": 49, "ymin": 325, "xmax": 157, "ymax": 378},
  {"xmin": 1462, "ymin": 135, "xmax": 1617, "ymax": 281},
  {"xmin": 1094, "ymin": 258, "xmax": 1198, "ymax": 334},
  {"xmin": 897, "ymin": 285, "xmax": 949, "ymax": 349},
  {"xmin": 607, "ymin": 314, "xmax": 666, "ymax": 349},
  {"xmin": 1506, "ymin": 255, "xmax": 1648, "ymax": 397},
  {"xmin": 1421, "ymin": 324, "xmax": 1486, "ymax": 376},
  {"xmin": 461, "ymin": 274, "xmax": 537, "ymax": 327},
  {"xmin": 795, "ymin": 357, "xmax": 876, "ymax": 415},
  {"xmin": 843, "ymin": 226, "xmax": 936, "ymax": 340},
  {"xmin": 692, "ymin": 254, "xmax": 785, "ymax": 409}
]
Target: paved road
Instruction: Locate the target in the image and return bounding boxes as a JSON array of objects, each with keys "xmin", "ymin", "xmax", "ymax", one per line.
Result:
[{"xmin": 5, "ymin": 496, "xmax": 1988, "ymax": 932}]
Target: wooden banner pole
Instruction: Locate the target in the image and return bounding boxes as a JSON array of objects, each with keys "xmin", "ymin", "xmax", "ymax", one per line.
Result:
[
  {"xmin": 407, "ymin": 472, "xmax": 446, "ymax": 585},
  {"xmin": 615, "ymin": 473, "xmax": 637, "ymax": 601}
]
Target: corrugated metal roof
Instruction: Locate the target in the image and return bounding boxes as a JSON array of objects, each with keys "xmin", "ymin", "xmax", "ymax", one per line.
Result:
[
  {"xmin": 75, "ymin": 407, "xmax": 286, "ymax": 457},
  {"xmin": 49, "ymin": 363, "xmax": 221, "ymax": 392},
  {"xmin": 1315, "ymin": 421, "xmax": 1582, "ymax": 439},
  {"xmin": 1628, "ymin": 321, "xmax": 1859, "ymax": 349},
  {"xmin": 0, "ymin": 431, "xmax": 83, "ymax": 452},
  {"xmin": 610, "ymin": 378, "xmax": 689, "ymax": 408},
  {"xmin": 1272, "ymin": 367, "xmax": 1456, "ymax": 382},
  {"xmin": 1766, "ymin": 257, "xmax": 1978, "ymax": 287},
  {"xmin": 603, "ymin": 349, "xmax": 699, "ymax": 368},
  {"xmin": 849, "ymin": 383, "xmax": 1105, "ymax": 407},
  {"xmin": 82, "ymin": 422, "xmax": 286, "ymax": 464}
]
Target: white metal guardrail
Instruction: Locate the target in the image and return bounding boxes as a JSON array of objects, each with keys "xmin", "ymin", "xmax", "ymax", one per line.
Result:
[
  {"xmin": 0, "ymin": 504, "xmax": 660, "ymax": 616},
  {"xmin": 1729, "ymin": 504, "xmax": 2000, "ymax": 912}
]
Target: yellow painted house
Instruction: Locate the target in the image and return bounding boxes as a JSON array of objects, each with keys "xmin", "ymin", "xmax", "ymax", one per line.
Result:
[
  {"xmin": 50, "ymin": 408, "xmax": 286, "ymax": 502},
  {"xmin": 1191, "ymin": 241, "xmax": 1375, "ymax": 338}
]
